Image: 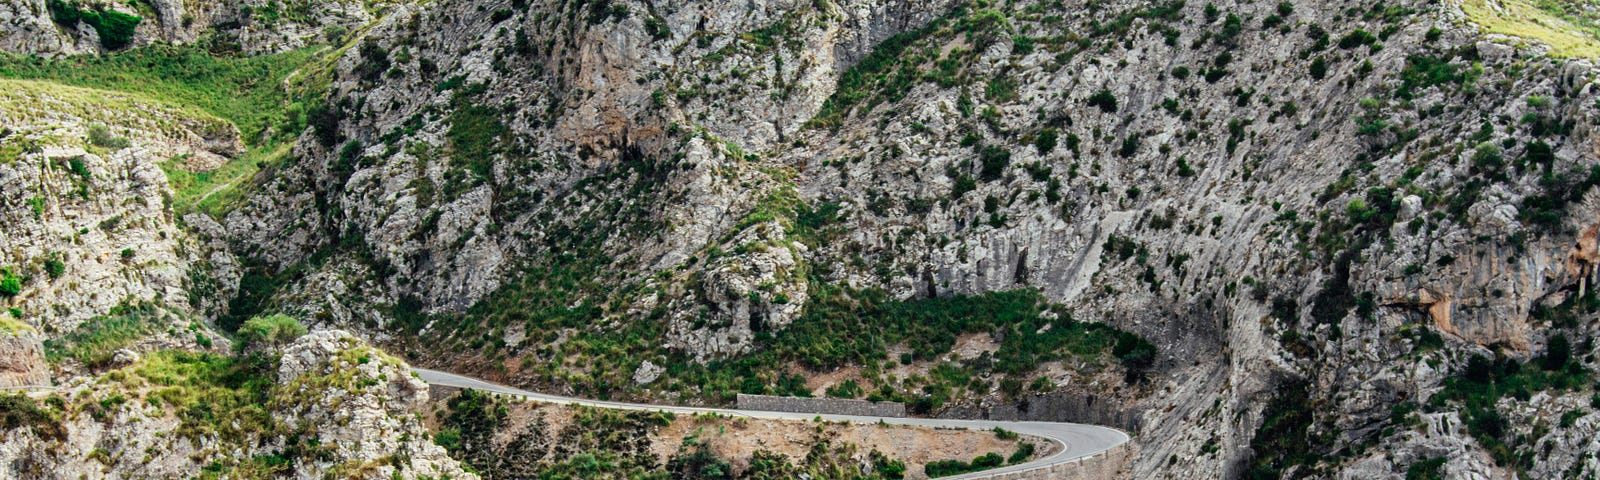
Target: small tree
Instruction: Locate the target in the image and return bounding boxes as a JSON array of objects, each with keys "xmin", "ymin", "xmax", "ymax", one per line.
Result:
[
  {"xmin": 0, "ymin": 269, "xmax": 21, "ymax": 297},
  {"xmin": 236, "ymin": 314, "xmax": 308, "ymax": 350},
  {"xmin": 1543, "ymin": 334, "xmax": 1571, "ymax": 371}
]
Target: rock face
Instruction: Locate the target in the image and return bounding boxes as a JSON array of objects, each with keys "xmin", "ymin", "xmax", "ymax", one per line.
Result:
[
  {"xmin": 0, "ymin": 0, "xmax": 377, "ymax": 56},
  {"xmin": 273, "ymin": 330, "xmax": 474, "ymax": 480},
  {"xmin": 0, "ymin": 80, "xmax": 233, "ymax": 334},
  {"xmin": 0, "ymin": 333, "xmax": 48, "ymax": 388},
  {"xmin": 0, "ymin": 330, "xmax": 477, "ymax": 480},
  {"xmin": 205, "ymin": 0, "xmax": 1600, "ymax": 476},
  {"xmin": 0, "ymin": 0, "xmax": 1598, "ymax": 478}
]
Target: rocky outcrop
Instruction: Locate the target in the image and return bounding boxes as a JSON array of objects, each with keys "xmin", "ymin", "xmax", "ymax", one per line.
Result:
[
  {"xmin": 0, "ymin": 329, "xmax": 476, "ymax": 480},
  {"xmin": 273, "ymin": 330, "xmax": 475, "ymax": 480},
  {"xmin": 0, "ymin": 333, "xmax": 48, "ymax": 388},
  {"xmin": 0, "ymin": 0, "xmax": 1596, "ymax": 477},
  {"xmin": 0, "ymin": 0, "xmax": 379, "ymax": 56},
  {"xmin": 0, "ymin": 80, "xmax": 229, "ymax": 334},
  {"xmin": 209, "ymin": 0, "xmax": 1600, "ymax": 477}
]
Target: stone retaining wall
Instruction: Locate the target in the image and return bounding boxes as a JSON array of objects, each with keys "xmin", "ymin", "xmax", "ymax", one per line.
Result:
[
  {"xmin": 735, "ymin": 393, "xmax": 907, "ymax": 417},
  {"xmin": 427, "ymin": 384, "xmax": 462, "ymax": 402},
  {"xmin": 941, "ymin": 392, "xmax": 1141, "ymax": 432},
  {"xmin": 976, "ymin": 442, "xmax": 1133, "ymax": 480}
]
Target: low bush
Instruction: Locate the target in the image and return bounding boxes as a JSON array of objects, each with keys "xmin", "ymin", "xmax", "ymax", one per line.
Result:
[
  {"xmin": 1087, "ymin": 89, "xmax": 1118, "ymax": 113},
  {"xmin": 926, "ymin": 452, "xmax": 1005, "ymax": 477},
  {"xmin": 235, "ymin": 314, "xmax": 308, "ymax": 351},
  {"xmin": 87, "ymin": 124, "xmax": 130, "ymax": 149},
  {"xmin": 43, "ymin": 302, "xmax": 162, "ymax": 366}
]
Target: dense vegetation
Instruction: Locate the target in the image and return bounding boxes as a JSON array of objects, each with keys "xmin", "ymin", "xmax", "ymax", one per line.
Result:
[
  {"xmin": 46, "ymin": 0, "xmax": 141, "ymax": 50},
  {"xmin": 0, "ymin": 393, "xmax": 63, "ymax": 440},
  {"xmin": 235, "ymin": 314, "xmax": 309, "ymax": 350},
  {"xmin": 0, "ymin": 45, "xmax": 320, "ymax": 141},
  {"xmin": 925, "ymin": 452, "xmax": 1004, "ymax": 477},
  {"xmin": 412, "ymin": 246, "xmax": 1155, "ymax": 410}
]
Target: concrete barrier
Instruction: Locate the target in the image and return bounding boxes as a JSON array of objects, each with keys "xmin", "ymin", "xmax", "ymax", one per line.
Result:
[{"xmin": 735, "ymin": 393, "xmax": 906, "ymax": 417}]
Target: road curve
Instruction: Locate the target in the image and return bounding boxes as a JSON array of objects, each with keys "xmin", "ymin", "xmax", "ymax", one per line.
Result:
[{"xmin": 413, "ymin": 368, "xmax": 1130, "ymax": 479}]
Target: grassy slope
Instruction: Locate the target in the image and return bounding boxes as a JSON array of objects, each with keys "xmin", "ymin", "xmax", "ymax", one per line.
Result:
[
  {"xmin": 0, "ymin": 46, "xmax": 324, "ymax": 216},
  {"xmin": 1460, "ymin": 0, "xmax": 1600, "ymax": 58}
]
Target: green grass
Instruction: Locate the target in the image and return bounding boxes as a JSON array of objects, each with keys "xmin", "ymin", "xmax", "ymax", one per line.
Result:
[
  {"xmin": 130, "ymin": 350, "xmax": 278, "ymax": 442},
  {"xmin": 0, "ymin": 315, "xmax": 34, "ymax": 337},
  {"xmin": 1460, "ymin": 0, "xmax": 1600, "ymax": 58},
  {"xmin": 0, "ymin": 78, "xmax": 230, "ymax": 138},
  {"xmin": 43, "ymin": 302, "xmax": 164, "ymax": 367},
  {"xmin": 0, "ymin": 45, "xmax": 330, "ymax": 215},
  {"xmin": 162, "ymin": 142, "xmax": 294, "ymax": 216},
  {"xmin": 0, "ymin": 46, "xmax": 321, "ymax": 140}
]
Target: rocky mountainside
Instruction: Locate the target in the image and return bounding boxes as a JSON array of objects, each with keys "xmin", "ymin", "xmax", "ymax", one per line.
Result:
[
  {"xmin": 0, "ymin": 329, "xmax": 475, "ymax": 479},
  {"xmin": 1, "ymin": 0, "xmax": 1599, "ymax": 478},
  {"xmin": 0, "ymin": 0, "xmax": 378, "ymax": 55}
]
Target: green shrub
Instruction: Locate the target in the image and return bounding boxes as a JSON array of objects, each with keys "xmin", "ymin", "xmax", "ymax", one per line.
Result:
[
  {"xmin": 1244, "ymin": 380, "xmax": 1328, "ymax": 479},
  {"xmin": 87, "ymin": 124, "xmax": 130, "ymax": 149},
  {"xmin": 1521, "ymin": 165, "xmax": 1600, "ymax": 231},
  {"xmin": 1087, "ymin": 89, "xmax": 1118, "ymax": 113},
  {"xmin": 1541, "ymin": 334, "xmax": 1571, "ymax": 371},
  {"xmin": 1396, "ymin": 55, "xmax": 1468, "ymax": 100},
  {"xmin": 0, "ymin": 394, "xmax": 63, "ymax": 440},
  {"xmin": 825, "ymin": 379, "xmax": 863, "ymax": 399},
  {"xmin": 46, "ymin": 0, "xmax": 79, "ymax": 25},
  {"xmin": 926, "ymin": 452, "xmax": 1006, "ymax": 477},
  {"xmin": 979, "ymin": 145, "xmax": 1010, "ymax": 180},
  {"xmin": 953, "ymin": 174, "xmax": 977, "ymax": 198},
  {"xmin": 446, "ymin": 94, "xmax": 509, "ymax": 183},
  {"xmin": 1118, "ymin": 133, "xmax": 1140, "ymax": 158},
  {"xmin": 1405, "ymin": 457, "xmax": 1447, "ymax": 480},
  {"xmin": 1034, "ymin": 128, "xmax": 1058, "ymax": 154},
  {"xmin": 1007, "ymin": 442, "xmax": 1035, "ymax": 464},
  {"xmin": 1435, "ymin": 351, "xmax": 1591, "ymax": 468},
  {"xmin": 44, "ymin": 258, "xmax": 65, "ymax": 280},
  {"xmin": 43, "ymin": 303, "xmax": 161, "ymax": 366},
  {"xmin": 0, "ymin": 268, "xmax": 21, "ymax": 296},
  {"xmin": 1337, "ymin": 30, "xmax": 1378, "ymax": 49},
  {"xmin": 235, "ymin": 314, "xmax": 308, "ymax": 350},
  {"xmin": 47, "ymin": 0, "xmax": 142, "ymax": 50}
]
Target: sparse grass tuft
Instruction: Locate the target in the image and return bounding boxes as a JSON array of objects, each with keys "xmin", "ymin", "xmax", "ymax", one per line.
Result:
[{"xmin": 1459, "ymin": 0, "xmax": 1600, "ymax": 58}]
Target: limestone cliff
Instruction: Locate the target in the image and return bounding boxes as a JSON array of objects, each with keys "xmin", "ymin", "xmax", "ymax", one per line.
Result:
[
  {"xmin": 1, "ymin": 0, "xmax": 1599, "ymax": 478},
  {"xmin": 0, "ymin": 330, "xmax": 475, "ymax": 480}
]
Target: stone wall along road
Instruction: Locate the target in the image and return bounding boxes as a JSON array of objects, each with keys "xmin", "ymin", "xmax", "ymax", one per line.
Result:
[{"xmin": 735, "ymin": 393, "xmax": 907, "ymax": 417}]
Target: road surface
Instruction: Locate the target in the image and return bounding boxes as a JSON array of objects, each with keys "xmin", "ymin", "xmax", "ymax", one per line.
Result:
[{"xmin": 413, "ymin": 368, "xmax": 1130, "ymax": 479}]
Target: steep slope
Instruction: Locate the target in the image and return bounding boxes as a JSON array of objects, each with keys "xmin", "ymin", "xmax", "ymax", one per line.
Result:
[
  {"xmin": 202, "ymin": 0, "xmax": 1600, "ymax": 477},
  {"xmin": 0, "ymin": 329, "xmax": 475, "ymax": 480},
  {"xmin": 1, "ymin": 0, "xmax": 1598, "ymax": 478},
  {"xmin": 0, "ymin": 0, "xmax": 378, "ymax": 55},
  {"xmin": 0, "ymin": 79, "xmax": 236, "ymax": 333}
]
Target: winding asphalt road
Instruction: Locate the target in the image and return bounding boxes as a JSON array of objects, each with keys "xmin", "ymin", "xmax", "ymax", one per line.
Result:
[{"xmin": 413, "ymin": 368, "xmax": 1130, "ymax": 479}]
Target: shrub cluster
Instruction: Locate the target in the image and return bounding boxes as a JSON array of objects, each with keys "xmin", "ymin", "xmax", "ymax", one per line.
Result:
[{"xmin": 46, "ymin": 0, "xmax": 141, "ymax": 50}]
